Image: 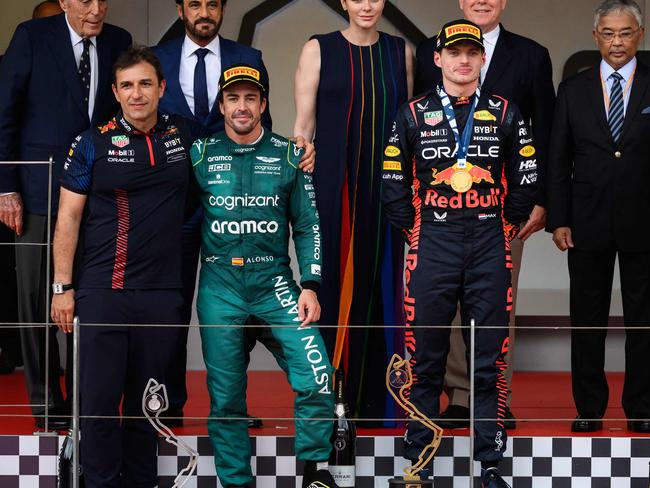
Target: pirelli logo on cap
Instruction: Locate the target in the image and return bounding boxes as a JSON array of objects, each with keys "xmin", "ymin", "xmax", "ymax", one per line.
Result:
[
  {"xmin": 383, "ymin": 160, "xmax": 402, "ymax": 171},
  {"xmin": 224, "ymin": 67, "xmax": 261, "ymax": 81},
  {"xmin": 444, "ymin": 24, "xmax": 480, "ymax": 38}
]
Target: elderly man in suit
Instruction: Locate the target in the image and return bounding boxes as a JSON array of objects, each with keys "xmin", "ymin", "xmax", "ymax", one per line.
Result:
[
  {"xmin": 0, "ymin": 0, "xmax": 131, "ymax": 429},
  {"xmin": 413, "ymin": 0, "xmax": 556, "ymax": 429},
  {"xmin": 0, "ymin": 0, "xmax": 64, "ymax": 377},
  {"xmin": 547, "ymin": 0, "xmax": 650, "ymax": 434}
]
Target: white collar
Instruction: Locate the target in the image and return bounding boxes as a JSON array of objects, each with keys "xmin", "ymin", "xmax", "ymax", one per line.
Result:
[
  {"xmin": 600, "ymin": 56, "xmax": 637, "ymax": 82},
  {"xmin": 182, "ymin": 34, "xmax": 221, "ymax": 59},
  {"xmin": 482, "ymin": 24, "xmax": 501, "ymax": 45},
  {"xmin": 64, "ymin": 14, "xmax": 97, "ymax": 47}
]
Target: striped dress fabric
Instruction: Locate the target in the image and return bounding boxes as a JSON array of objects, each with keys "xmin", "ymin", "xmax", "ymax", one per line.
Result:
[{"xmin": 311, "ymin": 31, "xmax": 408, "ymax": 421}]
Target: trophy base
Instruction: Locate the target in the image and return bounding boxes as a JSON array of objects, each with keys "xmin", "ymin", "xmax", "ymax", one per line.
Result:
[{"xmin": 388, "ymin": 477, "xmax": 434, "ymax": 488}]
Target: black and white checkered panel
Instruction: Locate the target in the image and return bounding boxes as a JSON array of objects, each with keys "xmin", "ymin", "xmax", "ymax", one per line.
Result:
[
  {"xmin": 0, "ymin": 435, "xmax": 649, "ymax": 487},
  {"xmin": 156, "ymin": 435, "xmax": 650, "ymax": 488},
  {"xmin": 0, "ymin": 436, "xmax": 58, "ymax": 488}
]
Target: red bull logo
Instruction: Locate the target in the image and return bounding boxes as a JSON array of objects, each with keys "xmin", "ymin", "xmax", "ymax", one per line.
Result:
[
  {"xmin": 431, "ymin": 163, "xmax": 494, "ymax": 186},
  {"xmin": 424, "ymin": 188, "xmax": 501, "ymax": 209}
]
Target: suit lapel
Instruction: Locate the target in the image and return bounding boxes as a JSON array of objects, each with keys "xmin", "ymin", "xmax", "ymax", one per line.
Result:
[
  {"xmin": 481, "ymin": 25, "xmax": 514, "ymax": 93},
  {"xmin": 94, "ymin": 32, "xmax": 112, "ymax": 122},
  {"xmin": 620, "ymin": 60, "xmax": 649, "ymax": 142},
  {"xmin": 586, "ymin": 65, "xmax": 612, "ymax": 142},
  {"xmin": 48, "ymin": 14, "xmax": 87, "ymax": 120},
  {"xmin": 167, "ymin": 37, "xmax": 194, "ymax": 119},
  {"xmin": 206, "ymin": 36, "xmax": 229, "ymax": 124}
]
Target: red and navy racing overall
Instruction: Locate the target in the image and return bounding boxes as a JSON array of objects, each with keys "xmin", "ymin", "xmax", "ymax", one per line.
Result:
[{"xmin": 382, "ymin": 86, "xmax": 537, "ymax": 463}]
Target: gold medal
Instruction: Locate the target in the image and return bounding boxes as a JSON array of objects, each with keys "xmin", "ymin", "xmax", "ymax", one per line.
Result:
[{"xmin": 450, "ymin": 169, "xmax": 472, "ymax": 192}]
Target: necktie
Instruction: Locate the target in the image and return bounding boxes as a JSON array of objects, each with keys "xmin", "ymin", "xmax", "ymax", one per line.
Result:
[
  {"xmin": 78, "ymin": 38, "xmax": 92, "ymax": 110},
  {"xmin": 194, "ymin": 48, "xmax": 210, "ymax": 121},
  {"xmin": 608, "ymin": 72, "xmax": 624, "ymax": 143}
]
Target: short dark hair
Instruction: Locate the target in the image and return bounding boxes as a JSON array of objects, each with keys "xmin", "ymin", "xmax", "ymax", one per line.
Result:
[
  {"xmin": 112, "ymin": 45, "xmax": 165, "ymax": 85},
  {"xmin": 32, "ymin": 0, "xmax": 60, "ymax": 19},
  {"xmin": 175, "ymin": 0, "xmax": 228, "ymax": 6}
]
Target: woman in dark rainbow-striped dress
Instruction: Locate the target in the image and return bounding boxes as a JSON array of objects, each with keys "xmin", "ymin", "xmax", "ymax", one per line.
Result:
[{"xmin": 294, "ymin": 0, "xmax": 412, "ymax": 422}]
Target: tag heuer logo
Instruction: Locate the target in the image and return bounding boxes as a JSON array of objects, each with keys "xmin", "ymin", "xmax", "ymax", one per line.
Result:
[
  {"xmin": 112, "ymin": 135, "xmax": 130, "ymax": 148},
  {"xmin": 424, "ymin": 111, "xmax": 443, "ymax": 127}
]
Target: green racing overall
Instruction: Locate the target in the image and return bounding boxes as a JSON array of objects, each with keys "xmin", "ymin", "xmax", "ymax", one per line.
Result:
[{"xmin": 191, "ymin": 130, "xmax": 333, "ymax": 487}]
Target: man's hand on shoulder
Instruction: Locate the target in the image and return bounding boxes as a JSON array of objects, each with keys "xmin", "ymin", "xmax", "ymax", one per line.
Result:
[
  {"xmin": 0, "ymin": 193, "xmax": 23, "ymax": 236},
  {"xmin": 552, "ymin": 226, "xmax": 574, "ymax": 251},
  {"xmin": 292, "ymin": 135, "xmax": 315, "ymax": 173},
  {"xmin": 298, "ymin": 289, "xmax": 321, "ymax": 327},
  {"xmin": 518, "ymin": 205, "xmax": 547, "ymax": 241}
]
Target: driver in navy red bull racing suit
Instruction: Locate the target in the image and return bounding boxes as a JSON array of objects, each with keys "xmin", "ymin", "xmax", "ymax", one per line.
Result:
[{"xmin": 381, "ymin": 22, "xmax": 537, "ymax": 484}]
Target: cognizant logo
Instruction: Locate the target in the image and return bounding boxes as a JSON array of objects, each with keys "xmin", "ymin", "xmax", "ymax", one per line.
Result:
[
  {"xmin": 211, "ymin": 220, "xmax": 279, "ymax": 234},
  {"xmin": 208, "ymin": 194, "xmax": 280, "ymax": 210}
]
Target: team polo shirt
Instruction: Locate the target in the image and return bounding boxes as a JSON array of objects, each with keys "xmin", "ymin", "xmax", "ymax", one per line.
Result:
[{"xmin": 61, "ymin": 112, "xmax": 194, "ymax": 290}]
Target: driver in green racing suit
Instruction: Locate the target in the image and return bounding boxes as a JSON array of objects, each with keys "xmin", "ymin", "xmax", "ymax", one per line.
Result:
[{"xmin": 190, "ymin": 65, "xmax": 336, "ymax": 488}]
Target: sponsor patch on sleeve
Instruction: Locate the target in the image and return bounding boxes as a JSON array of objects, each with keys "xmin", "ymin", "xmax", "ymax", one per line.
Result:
[
  {"xmin": 384, "ymin": 145, "xmax": 401, "ymax": 157},
  {"xmin": 383, "ymin": 160, "xmax": 402, "ymax": 171},
  {"xmin": 519, "ymin": 145, "xmax": 536, "ymax": 157}
]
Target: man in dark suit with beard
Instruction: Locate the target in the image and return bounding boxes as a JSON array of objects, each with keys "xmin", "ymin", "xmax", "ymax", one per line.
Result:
[
  {"xmin": 547, "ymin": 0, "xmax": 650, "ymax": 434},
  {"xmin": 413, "ymin": 0, "xmax": 556, "ymax": 429},
  {"xmin": 0, "ymin": 0, "xmax": 131, "ymax": 429}
]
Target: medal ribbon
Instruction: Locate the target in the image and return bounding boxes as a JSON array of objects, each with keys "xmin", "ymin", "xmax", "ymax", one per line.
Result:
[{"xmin": 436, "ymin": 85, "xmax": 481, "ymax": 168}]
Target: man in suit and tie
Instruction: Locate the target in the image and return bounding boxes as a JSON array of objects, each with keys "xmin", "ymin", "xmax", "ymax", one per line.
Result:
[
  {"xmin": 547, "ymin": 0, "xmax": 650, "ymax": 434},
  {"xmin": 413, "ymin": 0, "xmax": 556, "ymax": 429},
  {"xmin": 155, "ymin": 0, "xmax": 272, "ymax": 134},
  {"xmin": 0, "ymin": 0, "xmax": 131, "ymax": 429}
]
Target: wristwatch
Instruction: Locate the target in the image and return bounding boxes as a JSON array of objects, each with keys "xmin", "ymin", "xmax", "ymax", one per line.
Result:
[{"xmin": 52, "ymin": 282, "xmax": 73, "ymax": 295}]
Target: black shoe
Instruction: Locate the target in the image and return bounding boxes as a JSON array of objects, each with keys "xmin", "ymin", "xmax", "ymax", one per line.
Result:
[
  {"xmin": 628, "ymin": 420, "xmax": 650, "ymax": 433},
  {"xmin": 161, "ymin": 408, "xmax": 184, "ymax": 428},
  {"xmin": 35, "ymin": 405, "xmax": 71, "ymax": 431},
  {"xmin": 437, "ymin": 404, "xmax": 470, "ymax": 429},
  {"xmin": 302, "ymin": 461, "xmax": 339, "ymax": 488},
  {"xmin": 247, "ymin": 414, "xmax": 263, "ymax": 428},
  {"xmin": 481, "ymin": 467, "xmax": 511, "ymax": 488},
  {"xmin": 503, "ymin": 407, "xmax": 517, "ymax": 430},
  {"xmin": 35, "ymin": 415, "xmax": 70, "ymax": 431},
  {"xmin": 571, "ymin": 415, "xmax": 603, "ymax": 432}
]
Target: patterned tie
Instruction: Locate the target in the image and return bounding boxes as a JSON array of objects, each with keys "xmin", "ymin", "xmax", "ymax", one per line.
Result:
[
  {"xmin": 193, "ymin": 48, "xmax": 210, "ymax": 122},
  {"xmin": 78, "ymin": 38, "xmax": 92, "ymax": 109},
  {"xmin": 608, "ymin": 72, "xmax": 624, "ymax": 143}
]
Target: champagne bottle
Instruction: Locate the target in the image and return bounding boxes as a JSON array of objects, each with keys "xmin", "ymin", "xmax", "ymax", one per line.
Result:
[{"xmin": 329, "ymin": 368, "xmax": 356, "ymax": 487}]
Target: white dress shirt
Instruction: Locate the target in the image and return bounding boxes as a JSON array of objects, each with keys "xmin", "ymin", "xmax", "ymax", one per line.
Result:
[
  {"xmin": 65, "ymin": 14, "xmax": 98, "ymax": 120},
  {"xmin": 601, "ymin": 57, "xmax": 636, "ymax": 116},
  {"xmin": 180, "ymin": 35, "xmax": 221, "ymax": 116},
  {"xmin": 481, "ymin": 24, "xmax": 501, "ymax": 84}
]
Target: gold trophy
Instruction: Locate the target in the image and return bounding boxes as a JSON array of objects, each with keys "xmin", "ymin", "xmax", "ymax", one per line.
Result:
[{"xmin": 386, "ymin": 354, "xmax": 443, "ymax": 487}]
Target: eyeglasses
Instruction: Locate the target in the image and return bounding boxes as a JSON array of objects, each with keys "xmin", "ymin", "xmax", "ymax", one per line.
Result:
[{"xmin": 596, "ymin": 29, "xmax": 640, "ymax": 42}]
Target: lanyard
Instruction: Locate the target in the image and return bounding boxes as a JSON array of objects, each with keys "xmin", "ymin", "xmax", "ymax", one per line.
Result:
[
  {"xmin": 600, "ymin": 67, "xmax": 635, "ymax": 113},
  {"xmin": 437, "ymin": 85, "xmax": 481, "ymax": 169}
]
